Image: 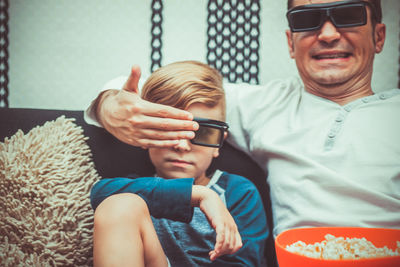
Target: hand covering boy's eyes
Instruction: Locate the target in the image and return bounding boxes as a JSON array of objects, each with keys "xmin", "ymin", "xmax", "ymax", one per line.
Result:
[
  {"xmin": 286, "ymin": 0, "xmax": 376, "ymax": 32},
  {"xmin": 191, "ymin": 117, "xmax": 229, "ymax": 148}
]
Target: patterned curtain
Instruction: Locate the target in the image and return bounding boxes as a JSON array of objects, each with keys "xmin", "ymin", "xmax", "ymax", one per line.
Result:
[
  {"xmin": 150, "ymin": 0, "xmax": 163, "ymax": 73},
  {"xmin": 0, "ymin": 0, "xmax": 9, "ymax": 107},
  {"xmin": 150, "ymin": 0, "xmax": 261, "ymax": 84},
  {"xmin": 207, "ymin": 0, "xmax": 261, "ymax": 84}
]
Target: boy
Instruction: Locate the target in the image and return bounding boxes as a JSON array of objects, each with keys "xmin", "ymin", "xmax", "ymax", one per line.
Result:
[{"xmin": 90, "ymin": 61, "xmax": 268, "ymax": 266}]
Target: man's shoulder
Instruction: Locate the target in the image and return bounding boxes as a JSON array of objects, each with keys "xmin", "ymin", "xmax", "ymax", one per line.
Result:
[
  {"xmin": 224, "ymin": 76, "xmax": 304, "ymax": 104},
  {"xmin": 224, "ymin": 76, "xmax": 303, "ymax": 91}
]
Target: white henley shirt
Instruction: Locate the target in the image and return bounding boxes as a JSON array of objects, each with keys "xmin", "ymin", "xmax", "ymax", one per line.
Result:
[
  {"xmin": 225, "ymin": 77, "xmax": 400, "ymax": 237},
  {"xmin": 85, "ymin": 76, "xmax": 400, "ymax": 238}
]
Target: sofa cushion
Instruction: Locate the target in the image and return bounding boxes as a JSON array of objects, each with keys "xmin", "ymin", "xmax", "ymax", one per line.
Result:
[{"xmin": 0, "ymin": 115, "xmax": 99, "ymax": 266}]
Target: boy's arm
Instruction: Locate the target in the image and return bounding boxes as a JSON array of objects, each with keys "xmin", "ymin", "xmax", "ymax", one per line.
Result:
[
  {"xmin": 211, "ymin": 176, "xmax": 269, "ymax": 266},
  {"xmin": 90, "ymin": 177, "xmax": 194, "ymax": 222},
  {"xmin": 191, "ymin": 185, "xmax": 243, "ymax": 261},
  {"xmin": 91, "ymin": 177, "xmax": 244, "ymax": 260}
]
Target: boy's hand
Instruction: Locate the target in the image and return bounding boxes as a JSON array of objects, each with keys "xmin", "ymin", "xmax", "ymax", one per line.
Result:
[
  {"xmin": 95, "ymin": 65, "xmax": 198, "ymax": 149},
  {"xmin": 192, "ymin": 185, "xmax": 243, "ymax": 261}
]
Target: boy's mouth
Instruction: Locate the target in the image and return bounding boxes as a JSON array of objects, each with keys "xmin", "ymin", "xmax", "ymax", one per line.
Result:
[{"xmin": 167, "ymin": 158, "xmax": 193, "ymax": 166}]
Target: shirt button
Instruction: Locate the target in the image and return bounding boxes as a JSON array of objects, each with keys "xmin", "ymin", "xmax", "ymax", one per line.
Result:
[
  {"xmin": 379, "ymin": 94, "xmax": 386, "ymax": 100},
  {"xmin": 362, "ymin": 98, "xmax": 369, "ymax": 103},
  {"xmin": 335, "ymin": 117, "xmax": 343, "ymax": 122},
  {"xmin": 344, "ymin": 106, "xmax": 351, "ymax": 112},
  {"xmin": 328, "ymin": 132, "xmax": 336, "ymax": 138}
]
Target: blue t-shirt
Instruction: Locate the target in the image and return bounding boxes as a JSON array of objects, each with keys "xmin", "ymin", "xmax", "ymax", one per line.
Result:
[{"xmin": 90, "ymin": 170, "xmax": 269, "ymax": 266}]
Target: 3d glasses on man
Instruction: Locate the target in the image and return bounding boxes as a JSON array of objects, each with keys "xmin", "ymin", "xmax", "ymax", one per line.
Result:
[{"xmin": 286, "ymin": 0, "xmax": 379, "ymax": 32}]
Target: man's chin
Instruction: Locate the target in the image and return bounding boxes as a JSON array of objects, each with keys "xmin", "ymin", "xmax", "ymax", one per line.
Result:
[{"xmin": 310, "ymin": 71, "xmax": 351, "ymax": 87}]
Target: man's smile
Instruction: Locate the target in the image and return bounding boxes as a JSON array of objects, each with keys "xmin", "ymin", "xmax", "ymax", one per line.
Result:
[{"xmin": 312, "ymin": 51, "xmax": 352, "ymax": 60}]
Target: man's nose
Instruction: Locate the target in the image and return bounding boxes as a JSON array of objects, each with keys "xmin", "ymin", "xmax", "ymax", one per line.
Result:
[
  {"xmin": 173, "ymin": 139, "xmax": 192, "ymax": 152},
  {"xmin": 317, "ymin": 20, "xmax": 341, "ymax": 44}
]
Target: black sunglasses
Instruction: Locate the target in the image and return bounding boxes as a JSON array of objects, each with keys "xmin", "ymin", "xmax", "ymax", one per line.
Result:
[
  {"xmin": 191, "ymin": 117, "xmax": 229, "ymax": 148},
  {"xmin": 286, "ymin": 0, "xmax": 376, "ymax": 32}
]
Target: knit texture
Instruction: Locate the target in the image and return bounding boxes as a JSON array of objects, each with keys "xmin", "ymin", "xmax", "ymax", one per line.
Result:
[{"xmin": 0, "ymin": 116, "xmax": 100, "ymax": 266}]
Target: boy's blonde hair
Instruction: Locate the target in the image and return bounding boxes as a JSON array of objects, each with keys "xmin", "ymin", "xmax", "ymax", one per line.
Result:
[{"xmin": 141, "ymin": 60, "xmax": 226, "ymax": 119}]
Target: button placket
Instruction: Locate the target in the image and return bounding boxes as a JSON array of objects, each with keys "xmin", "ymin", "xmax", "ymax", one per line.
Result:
[
  {"xmin": 322, "ymin": 89, "xmax": 400, "ymax": 151},
  {"xmin": 324, "ymin": 110, "xmax": 348, "ymax": 151}
]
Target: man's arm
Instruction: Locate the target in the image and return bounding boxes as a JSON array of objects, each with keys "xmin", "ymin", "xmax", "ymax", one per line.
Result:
[{"xmin": 85, "ymin": 65, "xmax": 198, "ymax": 148}]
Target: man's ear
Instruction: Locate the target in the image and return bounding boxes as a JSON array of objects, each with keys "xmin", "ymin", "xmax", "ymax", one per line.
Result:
[
  {"xmin": 374, "ymin": 23, "xmax": 386, "ymax": 54},
  {"xmin": 286, "ymin": 29, "xmax": 295, "ymax": 58}
]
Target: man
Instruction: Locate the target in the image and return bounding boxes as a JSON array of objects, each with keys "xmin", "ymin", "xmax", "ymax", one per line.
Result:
[{"xmin": 86, "ymin": 0, "xmax": 400, "ymax": 237}]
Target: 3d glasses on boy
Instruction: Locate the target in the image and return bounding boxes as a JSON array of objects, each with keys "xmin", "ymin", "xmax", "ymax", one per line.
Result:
[
  {"xmin": 191, "ymin": 117, "xmax": 229, "ymax": 148},
  {"xmin": 286, "ymin": 0, "xmax": 377, "ymax": 32}
]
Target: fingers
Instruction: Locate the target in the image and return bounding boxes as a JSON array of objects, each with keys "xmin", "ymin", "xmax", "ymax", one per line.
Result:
[
  {"xmin": 103, "ymin": 89, "xmax": 198, "ymax": 148},
  {"xmin": 209, "ymin": 223, "xmax": 242, "ymax": 261},
  {"xmin": 196, "ymin": 190, "xmax": 243, "ymax": 261},
  {"xmin": 117, "ymin": 90, "xmax": 196, "ymax": 128},
  {"xmin": 233, "ymin": 231, "xmax": 243, "ymax": 254},
  {"xmin": 209, "ymin": 250, "xmax": 218, "ymax": 261},
  {"xmin": 213, "ymin": 224, "xmax": 225, "ymax": 258},
  {"xmin": 128, "ymin": 113, "xmax": 197, "ymax": 132},
  {"xmin": 126, "ymin": 103, "xmax": 198, "ymax": 148},
  {"xmin": 116, "ymin": 89, "xmax": 194, "ymax": 121},
  {"xmin": 124, "ymin": 135, "xmax": 193, "ymax": 149},
  {"xmin": 109, "ymin": 123, "xmax": 196, "ymax": 149},
  {"xmin": 123, "ymin": 113, "xmax": 198, "ymax": 148},
  {"xmin": 141, "ymin": 100, "xmax": 194, "ymax": 121},
  {"xmin": 122, "ymin": 65, "xmax": 141, "ymax": 93},
  {"xmin": 112, "ymin": 122, "xmax": 197, "ymax": 149}
]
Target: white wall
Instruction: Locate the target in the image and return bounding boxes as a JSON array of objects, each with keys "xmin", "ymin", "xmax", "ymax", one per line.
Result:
[{"xmin": 8, "ymin": 0, "xmax": 400, "ymax": 110}]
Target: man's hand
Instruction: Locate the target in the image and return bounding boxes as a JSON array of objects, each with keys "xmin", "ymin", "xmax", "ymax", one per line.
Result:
[
  {"xmin": 95, "ymin": 65, "xmax": 198, "ymax": 148},
  {"xmin": 192, "ymin": 185, "xmax": 243, "ymax": 261}
]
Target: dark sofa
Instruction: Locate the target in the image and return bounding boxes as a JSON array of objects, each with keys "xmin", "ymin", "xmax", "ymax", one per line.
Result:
[{"xmin": 0, "ymin": 107, "xmax": 277, "ymax": 267}]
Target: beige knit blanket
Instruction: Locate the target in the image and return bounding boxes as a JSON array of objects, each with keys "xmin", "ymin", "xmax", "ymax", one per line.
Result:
[{"xmin": 0, "ymin": 116, "xmax": 100, "ymax": 266}]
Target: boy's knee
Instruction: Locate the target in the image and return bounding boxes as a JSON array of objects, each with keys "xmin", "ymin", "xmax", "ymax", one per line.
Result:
[{"xmin": 94, "ymin": 193, "xmax": 149, "ymax": 227}]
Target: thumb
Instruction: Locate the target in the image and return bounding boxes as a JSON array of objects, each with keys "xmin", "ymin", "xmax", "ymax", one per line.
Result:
[{"xmin": 123, "ymin": 65, "xmax": 141, "ymax": 93}]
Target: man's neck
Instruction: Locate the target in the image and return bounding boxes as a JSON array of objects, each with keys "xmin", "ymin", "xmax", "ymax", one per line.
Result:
[{"xmin": 304, "ymin": 81, "xmax": 374, "ymax": 106}]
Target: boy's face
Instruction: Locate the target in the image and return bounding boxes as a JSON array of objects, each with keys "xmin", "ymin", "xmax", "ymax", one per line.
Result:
[{"xmin": 148, "ymin": 103, "xmax": 225, "ymax": 185}]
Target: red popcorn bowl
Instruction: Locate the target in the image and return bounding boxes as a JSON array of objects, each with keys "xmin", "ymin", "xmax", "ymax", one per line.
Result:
[{"xmin": 275, "ymin": 227, "xmax": 400, "ymax": 267}]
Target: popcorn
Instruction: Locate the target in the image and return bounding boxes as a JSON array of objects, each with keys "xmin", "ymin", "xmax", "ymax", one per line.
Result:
[{"xmin": 286, "ymin": 234, "xmax": 400, "ymax": 260}]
